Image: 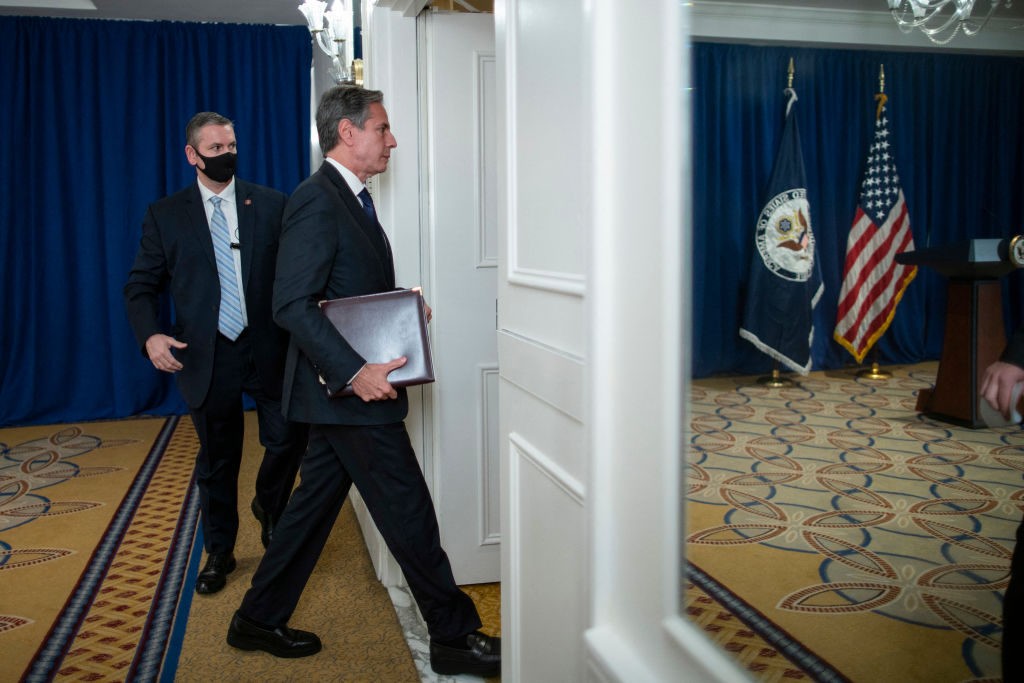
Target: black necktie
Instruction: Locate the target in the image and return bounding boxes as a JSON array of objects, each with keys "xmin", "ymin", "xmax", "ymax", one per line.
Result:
[
  {"xmin": 358, "ymin": 188, "xmax": 376, "ymax": 222},
  {"xmin": 357, "ymin": 187, "xmax": 394, "ymax": 281}
]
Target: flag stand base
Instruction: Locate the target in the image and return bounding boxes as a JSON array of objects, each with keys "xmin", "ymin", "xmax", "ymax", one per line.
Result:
[
  {"xmin": 857, "ymin": 362, "xmax": 891, "ymax": 380},
  {"xmin": 757, "ymin": 368, "xmax": 793, "ymax": 387}
]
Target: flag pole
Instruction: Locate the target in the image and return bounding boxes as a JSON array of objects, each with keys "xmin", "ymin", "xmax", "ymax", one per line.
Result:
[
  {"xmin": 851, "ymin": 66, "xmax": 892, "ymax": 385},
  {"xmin": 742, "ymin": 55, "xmax": 816, "ymax": 388},
  {"xmin": 758, "ymin": 362, "xmax": 793, "ymax": 387},
  {"xmin": 857, "ymin": 348, "xmax": 892, "ymax": 380},
  {"xmin": 836, "ymin": 62, "xmax": 915, "ymax": 381},
  {"xmin": 757, "ymin": 58, "xmax": 797, "ymax": 390}
]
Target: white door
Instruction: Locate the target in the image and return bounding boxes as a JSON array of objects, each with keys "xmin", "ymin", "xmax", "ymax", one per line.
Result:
[
  {"xmin": 496, "ymin": 0, "xmax": 588, "ymax": 678},
  {"xmin": 418, "ymin": 10, "xmax": 500, "ymax": 584},
  {"xmin": 498, "ymin": 0, "xmax": 748, "ymax": 681}
]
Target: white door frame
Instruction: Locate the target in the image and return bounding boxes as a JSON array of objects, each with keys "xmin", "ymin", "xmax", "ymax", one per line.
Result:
[
  {"xmin": 497, "ymin": 0, "xmax": 749, "ymax": 679},
  {"xmin": 416, "ymin": 9, "xmax": 500, "ymax": 584},
  {"xmin": 580, "ymin": 2, "xmax": 745, "ymax": 678}
]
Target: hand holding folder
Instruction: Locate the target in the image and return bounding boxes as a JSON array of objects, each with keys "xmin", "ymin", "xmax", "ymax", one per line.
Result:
[{"xmin": 318, "ymin": 289, "xmax": 435, "ymax": 397}]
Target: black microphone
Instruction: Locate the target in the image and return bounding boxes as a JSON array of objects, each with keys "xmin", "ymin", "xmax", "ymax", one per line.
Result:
[{"xmin": 230, "ymin": 242, "xmax": 241, "ymax": 250}]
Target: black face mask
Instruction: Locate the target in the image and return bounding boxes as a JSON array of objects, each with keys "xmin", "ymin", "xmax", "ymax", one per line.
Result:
[{"xmin": 194, "ymin": 150, "xmax": 237, "ymax": 183}]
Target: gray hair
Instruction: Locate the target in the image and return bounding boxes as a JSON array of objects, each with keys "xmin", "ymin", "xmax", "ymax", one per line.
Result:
[
  {"xmin": 185, "ymin": 112, "xmax": 233, "ymax": 150},
  {"xmin": 316, "ymin": 86, "xmax": 384, "ymax": 156}
]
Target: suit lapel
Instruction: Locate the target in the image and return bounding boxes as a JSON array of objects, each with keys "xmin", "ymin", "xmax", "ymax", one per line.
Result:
[
  {"xmin": 320, "ymin": 163, "xmax": 395, "ymax": 286},
  {"xmin": 185, "ymin": 183, "xmax": 217, "ymax": 270},
  {"xmin": 235, "ymin": 180, "xmax": 256, "ymax": 289}
]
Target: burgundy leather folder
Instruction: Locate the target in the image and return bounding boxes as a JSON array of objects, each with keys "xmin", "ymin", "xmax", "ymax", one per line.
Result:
[{"xmin": 318, "ymin": 289, "xmax": 435, "ymax": 397}]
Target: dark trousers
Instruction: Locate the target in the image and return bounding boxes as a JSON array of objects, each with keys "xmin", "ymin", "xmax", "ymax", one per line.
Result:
[
  {"xmin": 189, "ymin": 332, "xmax": 306, "ymax": 555},
  {"xmin": 1005, "ymin": 515, "xmax": 1024, "ymax": 678},
  {"xmin": 238, "ymin": 421, "xmax": 481, "ymax": 642}
]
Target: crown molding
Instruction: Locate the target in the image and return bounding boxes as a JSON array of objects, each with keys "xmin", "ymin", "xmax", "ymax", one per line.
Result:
[{"xmin": 690, "ymin": 1, "xmax": 1024, "ymax": 53}]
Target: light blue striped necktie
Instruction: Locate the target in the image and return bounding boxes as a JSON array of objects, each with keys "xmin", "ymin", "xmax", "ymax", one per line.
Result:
[{"xmin": 209, "ymin": 196, "xmax": 244, "ymax": 340}]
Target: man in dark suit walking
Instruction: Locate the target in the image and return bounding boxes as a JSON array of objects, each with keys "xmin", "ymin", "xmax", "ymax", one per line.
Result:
[
  {"xmin": 124, "ymin": 112, "xmax": 307, "ymax": 595},
  {"xmin": 225, "ymin": 86, "xmax": 499, "ymax": 677}
]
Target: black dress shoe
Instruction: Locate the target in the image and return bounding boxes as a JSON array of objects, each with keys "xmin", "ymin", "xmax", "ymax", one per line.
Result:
[
  {"xmin": 250, "ymin": 497, "xmax": 273, "ymax": 548},
  {"xmin": 430, "ymin": 630, "xmax": 501, "ymax": 677},
  {"xmin": 195, "ymin": 552, "xmax": 236, "ymax": 595},
  {"xmin": 226, "ymin": 611, "xmax": 322, "ymax": 658}
]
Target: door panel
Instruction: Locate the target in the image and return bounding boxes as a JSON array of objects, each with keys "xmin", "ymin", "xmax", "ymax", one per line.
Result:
[
  {"xmin": 496, "ymin": 0, "xmax": 589, "ymax": 678},
  {"xmin": 419, "ymin": 10, "xmax": 500, "ymax": 584}
]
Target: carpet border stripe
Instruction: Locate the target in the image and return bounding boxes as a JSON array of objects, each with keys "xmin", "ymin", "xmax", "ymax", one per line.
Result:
[
  {"xmin": 129, "ymin": 465, "xmax": 200, "ymax": 681},
  {"xmin": 686, "ymin": 560, "xmax": 850, "ymax": 682},
  {"xmin": 156, "ymin": 531, "xmax": 203, "ymax": 683},
  {"xmin": 21, "ymin": 415, "xmax": 180, "ymax": 683}
]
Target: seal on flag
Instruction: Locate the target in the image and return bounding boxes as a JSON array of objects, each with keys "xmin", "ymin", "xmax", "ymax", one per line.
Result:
[{"xmin": 754, "ymin": 188, "xmax": 815, "ymax": 282}]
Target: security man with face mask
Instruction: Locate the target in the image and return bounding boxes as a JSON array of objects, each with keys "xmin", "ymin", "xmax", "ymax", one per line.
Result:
[{"xmin": 124, "ymin": 111, "xmax": 308, "ymax": 595}]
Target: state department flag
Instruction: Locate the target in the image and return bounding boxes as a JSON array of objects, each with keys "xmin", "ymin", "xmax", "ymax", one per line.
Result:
[
  {"xmin": 739, "ymin": 87, "xmax": 824, "ymax": 375},
  {"xmin": 833, "ymin": 92, "xmax": 916, "ymax": 363}
]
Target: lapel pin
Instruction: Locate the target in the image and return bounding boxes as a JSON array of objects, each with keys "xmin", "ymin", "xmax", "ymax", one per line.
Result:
[{"xmin": 244, "ymin": 199, "xmax": 253, "ymax": 206}]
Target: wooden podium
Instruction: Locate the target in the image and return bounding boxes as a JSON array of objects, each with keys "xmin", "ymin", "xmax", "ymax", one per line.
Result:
[{"xmin": 896, "ymin": 239, "xmax": 1015, "ymax": 428}]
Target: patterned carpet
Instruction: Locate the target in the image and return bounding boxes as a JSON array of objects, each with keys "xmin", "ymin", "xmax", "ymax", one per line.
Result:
[
  {"xmin": 1, "ymin": 416, "xmax": 185, "ymax": 681},
  {"xmin": 686, "ymin": 362, "xmax": 1020, "ymax": 683},
  {"xmin": 10, "ymin": 363, "xmax": 995, "ymax": 682},
  {"xmin": 0, "ymin": 414, "xmax": 499, "ymax": 682}
]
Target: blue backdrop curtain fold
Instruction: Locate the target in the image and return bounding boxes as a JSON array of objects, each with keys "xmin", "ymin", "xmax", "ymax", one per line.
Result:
[
  {"xmin": 692, "ymin": 41, "xmax": 1024, "ymax": 378},
  {"xmin": 0, "ymin": 17, "xmax": 311, "ymax": 426}
]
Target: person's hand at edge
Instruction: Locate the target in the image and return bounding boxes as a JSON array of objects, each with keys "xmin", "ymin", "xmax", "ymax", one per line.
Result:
[
  {"xmin": 351, "ymin": 356, "xmax": 407, "ymax": 402},
  {"xmin": 411, "ymin": 286, "xmax": 432, "ymax": 323},
  {"xmin": 145, "ymin": 333, "xmax": 187, "ymax": 373},
  {"xmin": 980, "ymin": 360, "xmax": 1024, "ymax": 421}
]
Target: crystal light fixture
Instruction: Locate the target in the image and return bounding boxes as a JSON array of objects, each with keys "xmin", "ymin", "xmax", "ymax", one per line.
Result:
[
  {"xmin": 298, "ymin": 0, "xmax": 354, "ymax": 84},
  {"xmin": 887, "ymin": 0, "xmax": 1012, "ymax": 44}
]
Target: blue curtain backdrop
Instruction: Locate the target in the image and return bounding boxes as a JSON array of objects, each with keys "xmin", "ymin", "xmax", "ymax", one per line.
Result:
[
  {"xmin": 0, "ymin": 17, "xmax": 311, "ymax": 426},
  {"xmin": 4, "ymin": 26, "xmax": 1023, "ymax": 424},
  {"xmin": 692, "ymin": 42, "xmax": 1024, "ymax": 378}
]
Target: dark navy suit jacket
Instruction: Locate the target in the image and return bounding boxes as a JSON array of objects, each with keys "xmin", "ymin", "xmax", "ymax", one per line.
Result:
[
  {"xmin": 273, "ymin": 161, "xmax": 408, "ymax": 425},
  {"xmin": 124, "ymin": 179, "xmax": 290, "ymax": 408}
]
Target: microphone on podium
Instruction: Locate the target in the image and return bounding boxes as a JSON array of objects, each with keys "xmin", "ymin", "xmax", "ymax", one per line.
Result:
[{"xmin": 997, "ymin": 235, "xmax": 1024, "ymax": 267}]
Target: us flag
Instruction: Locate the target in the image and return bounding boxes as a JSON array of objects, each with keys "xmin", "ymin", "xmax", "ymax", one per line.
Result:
[{"xmin": 833, "ymin": 93, "xmax": 916, "ymax": 364}]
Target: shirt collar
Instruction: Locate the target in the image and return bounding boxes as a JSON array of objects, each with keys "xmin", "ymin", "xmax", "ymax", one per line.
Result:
[
  {"xmin": 325, "ymin": 157, "xmax": 365, "ymax": 198},
  {"xmin": 197, "ymin": 177, "xmax": 237, "ymax": 206}
]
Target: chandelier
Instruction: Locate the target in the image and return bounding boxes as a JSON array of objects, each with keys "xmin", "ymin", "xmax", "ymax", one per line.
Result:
[
  {"xmin": 298, "ymin": 0, "xmax": 357, "ymax": 84},
  {"xmin": 887, "ymin": 0, "xmax": 1012, "ymax": 44}
]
